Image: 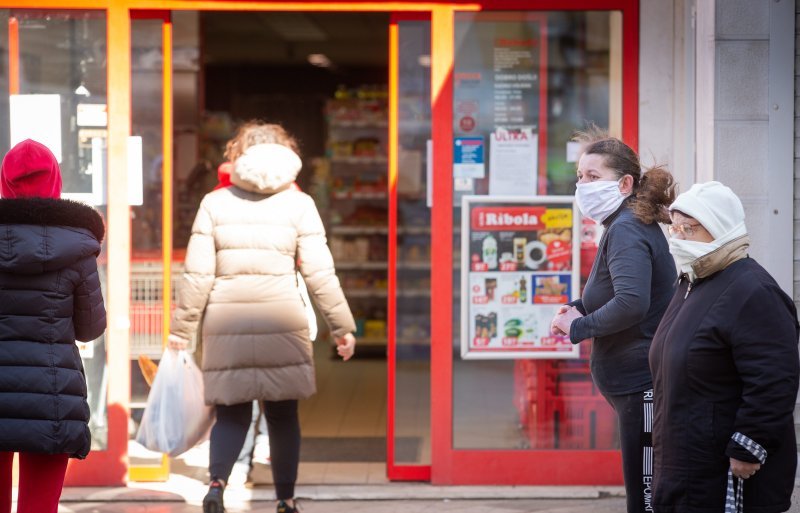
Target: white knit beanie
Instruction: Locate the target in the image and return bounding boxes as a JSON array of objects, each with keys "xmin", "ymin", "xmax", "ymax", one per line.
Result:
[
  {"xmin": 669, "ymin": 181, "xmax": 747, "ymax": 240},
  {"xmin": 231, "ymin": 143, "xmax": 302, "ymax": 193}
]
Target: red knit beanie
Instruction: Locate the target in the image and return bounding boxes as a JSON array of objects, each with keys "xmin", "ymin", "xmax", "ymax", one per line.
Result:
[{"xmin": 1, "ymin": 139, "xmax": 62, "ymax": 199}]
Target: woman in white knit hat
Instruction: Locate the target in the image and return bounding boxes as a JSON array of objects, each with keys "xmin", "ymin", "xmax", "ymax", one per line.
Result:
[
  {"xmin": 168, "ymin": 122, "xmax": 357, "ymax": 513},
  {"xmin": 649, "ymin": 181, "xmax": 799, "ymax": 513}
]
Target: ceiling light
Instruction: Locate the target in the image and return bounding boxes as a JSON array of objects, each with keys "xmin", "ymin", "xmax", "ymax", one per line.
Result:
[
  {"xmin": 74, "ymin": 83, "xmax": 91, "ymax": 97},
  {"xmin": 308, "ymin": 53, "xmax": 332, "ymax": 68},
  {"xmin": 418, "ymin": 54, "xmax": 431, "ymax": 68}
]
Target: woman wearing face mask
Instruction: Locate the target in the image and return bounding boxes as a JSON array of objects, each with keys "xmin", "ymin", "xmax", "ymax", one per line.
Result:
[
  {"xmin": 649, "ymin": 181, "xmax": 799, "ymax": 513},
  {"xmin": 550, "ymin": 129, "xmax": 677, "ymax": 513}
]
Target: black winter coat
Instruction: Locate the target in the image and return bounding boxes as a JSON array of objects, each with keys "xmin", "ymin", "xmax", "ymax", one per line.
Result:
[
  {"xmin": 649, "ymin": 258, "xmax": 799, "ymax": 513},
  {"xmin": 0, "ymin": 198, "xmax": 106, "ymax": 459}
]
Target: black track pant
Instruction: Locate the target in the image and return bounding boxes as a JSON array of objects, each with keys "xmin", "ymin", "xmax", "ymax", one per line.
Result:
[
  {"xmin": 209, "ymin": 399, "xmax": 300, "ymax": 500},
  {"xmin": 604, "ymin": 389, "xmax": 654, "ymax": 513}
]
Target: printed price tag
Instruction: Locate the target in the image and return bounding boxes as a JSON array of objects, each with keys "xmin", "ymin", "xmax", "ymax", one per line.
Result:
[
  {"xmin": 472, "ymin": 262, "xmax": 489, "ymax": 272},
  {"xmin": 501, "ymin": 295, "xmax": 518, "ymax": 304},
  {"xmin": 473, "ymin": 337, "xmax": 490, "ymax": 347},
  {"xmin": 472, "ymin": 296, "xmax": 489, "ymax": 305},
  {"xmin": 499, "ymin": 262, "xmax": 517, "ymax": 272}
]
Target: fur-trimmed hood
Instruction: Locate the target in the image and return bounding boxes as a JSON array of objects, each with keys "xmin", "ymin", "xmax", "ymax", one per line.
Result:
[
  {"xmin": 230, "ymin": 143, "xmax": 301, "ymax": 195},
  {"xmin": 0, "ymin": 198, "xmax": 105, "ymax": 274}
]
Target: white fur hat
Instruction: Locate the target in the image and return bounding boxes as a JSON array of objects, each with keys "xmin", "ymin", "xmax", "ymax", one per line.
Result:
[
  {"xmin": 231, "ymin": 143, "xmax": 302, "ymax": 194},
  {"xmin": 669, "ymin": 181, "xmax": 747, "ymax": 240}
]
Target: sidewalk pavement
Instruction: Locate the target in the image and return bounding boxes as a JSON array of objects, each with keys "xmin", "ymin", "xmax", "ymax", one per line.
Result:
[
  {"xmin": 57, "ymin": 480, "xmax": 628, "ymax": 512},
  {"xmin": 49, "ymin": 480, "xmax": 800, "ymax": 513}
]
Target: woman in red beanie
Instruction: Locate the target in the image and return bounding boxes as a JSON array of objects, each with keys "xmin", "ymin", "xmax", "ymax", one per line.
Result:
[{"xmin": 0, "ymin": 139, "xmax": 107, "ymax": 513}]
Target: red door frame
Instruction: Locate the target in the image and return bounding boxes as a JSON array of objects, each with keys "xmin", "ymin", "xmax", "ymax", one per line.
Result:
[{"xmin": 430, "ymin": 0, "xmax": 639, "ymax": 485}]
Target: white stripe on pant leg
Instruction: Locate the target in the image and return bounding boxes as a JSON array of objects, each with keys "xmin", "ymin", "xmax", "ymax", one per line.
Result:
[
  {"xmin": 643, "ymin": 389, "xmax": 655, "ymax": 512},
  {"xmin": 643, "ymin": 446, "xmax": 653, "ymax": 476}
]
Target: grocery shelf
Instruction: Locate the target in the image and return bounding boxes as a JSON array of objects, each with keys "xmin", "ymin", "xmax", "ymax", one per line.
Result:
[
  {"xmin": 347, "ymin": 289, "xmax": 389, "ymax": 298},
  {"xmin": 329, "ymin": 120, "xmax": 388, "ymax": 128},
  {"xmin": 336, "ymin": 261, "xmax": 388, "ymax": 270},
  {"xmin": 331, "ymin": 191, "xmax": 388, "ymax": 200},
  {"xmin": 342, "ymin": 288, "xmax": 432, "ymax": 298},
  {"xmin": 331, "ymin": 225, "xmax": 388, "ymax": 235},
  {"xmin": 398, "ymin": 261, "xmax": 431, "ymax": 270},
  {"xmin": 357, "ymin": 337, "xmax": 387, "ymax": 346},
  {"xmin": 331, "ymin": 225, "xmax": 431, "ymax": 235},
  {"xmin": 397, "ymin": 289, "xmax": 431, "ymax": 297},
  {"xmin": 331, "ymin": 156, "xmax": 388, "ymax": 165}
]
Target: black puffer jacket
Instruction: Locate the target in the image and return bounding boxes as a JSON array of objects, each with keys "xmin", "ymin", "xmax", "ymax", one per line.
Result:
[
  {"xmin": 650, "ymin": 258, "xmax": 799, "ymax": 513},
  {"xmin": 0, "ymin": 198, "xmax": 106, "ymax": 459}
]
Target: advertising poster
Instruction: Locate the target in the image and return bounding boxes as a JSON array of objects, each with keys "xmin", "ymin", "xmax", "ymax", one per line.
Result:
[{"xmin": 460, "ymin": 196, "xmax": 580, "ymax": 360}]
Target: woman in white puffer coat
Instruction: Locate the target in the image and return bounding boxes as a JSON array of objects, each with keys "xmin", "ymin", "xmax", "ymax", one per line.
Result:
[{"xmin": 168, "ymin": 122, "xmax": 357, "ymax": 513}]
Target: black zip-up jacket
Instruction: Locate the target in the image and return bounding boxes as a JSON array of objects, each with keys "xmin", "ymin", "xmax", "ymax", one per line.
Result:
[
  {"xmin": 569, "ymin": 202, "xmax": 676, "ymax": 396},
  {"xmin": 649, "ymin": 258, "xmax": 799, "ymax": 513},
  {"xmin": 0, "ymin": 198, "xmax": 106, "ymax": 459}
]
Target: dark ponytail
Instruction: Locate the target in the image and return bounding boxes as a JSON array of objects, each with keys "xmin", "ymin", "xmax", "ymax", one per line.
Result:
[
  {"xmin": 572, "ymin": 126, "xmax": 676, "ymax": 224},
  {"xmin": 629, "ymin": 165, "xmax": 675, "ymax": 224}
]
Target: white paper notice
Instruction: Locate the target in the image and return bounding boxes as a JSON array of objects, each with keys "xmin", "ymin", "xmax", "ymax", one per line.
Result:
[
  {"xmin": 10, "ymin": 94, "xmax": 62, "ymax": 163},
  {"xmin": 489, "ymin": 127, "xmax": 538, "ymax": 196},
  {"xmin": 566, "ymin": 141, "xmax": 581, "ymax": 163},
  {"xmin": 127, "ymin": 136, "xmax": 143, "ymax": 206}
]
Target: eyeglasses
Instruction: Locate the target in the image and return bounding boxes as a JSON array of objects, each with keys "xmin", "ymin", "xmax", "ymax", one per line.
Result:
[{"xmin": 668, "ymin": 222, "xmax": 701, "ymax": 238}]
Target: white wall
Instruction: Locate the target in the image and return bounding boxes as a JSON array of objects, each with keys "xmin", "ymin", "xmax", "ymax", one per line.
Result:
[{"xmin": 639, "ymin": 0, "xmax": 694, "ymax": 193}]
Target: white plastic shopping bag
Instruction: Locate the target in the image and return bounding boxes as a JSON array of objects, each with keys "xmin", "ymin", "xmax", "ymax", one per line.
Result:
[{"xmin": 136, "ymin": 348, "xmax": 214, "ymax": 457}]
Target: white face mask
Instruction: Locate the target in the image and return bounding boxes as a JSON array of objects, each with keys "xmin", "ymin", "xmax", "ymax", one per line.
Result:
[
  {"xmin": 668, "ymin": 238, "xmax": 721, "ymax": 282},
  {"xmin": 575, "ymin": 179, "xmax": 628, "ymax": 223}
]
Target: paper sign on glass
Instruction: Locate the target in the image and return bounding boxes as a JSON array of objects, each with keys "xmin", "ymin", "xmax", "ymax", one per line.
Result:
[
  {"xmin": 488, "ymin": 127, "xmax": 537, "ymax": 196},
  {"xmin": 454, "ymin": 137, "xmax": 485, "ymax": 178}
]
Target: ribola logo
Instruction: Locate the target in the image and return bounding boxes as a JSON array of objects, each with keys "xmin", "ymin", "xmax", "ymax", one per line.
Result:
[
  {"xmin": 472, "ymin": 207, "xmax": 546, "ymax": 231},
  {"xmin": 481, "ymin": 212, "xmax": 539, "ymax": 226}
]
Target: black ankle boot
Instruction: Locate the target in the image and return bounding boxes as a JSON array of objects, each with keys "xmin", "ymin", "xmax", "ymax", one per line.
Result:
[
  {"xmin": 203, "ymin": 479, "xmax": 226, "ymax": 513},
  {"xmin": 277, "ymin": 499, "xmax": 298, "ymax": 513}
]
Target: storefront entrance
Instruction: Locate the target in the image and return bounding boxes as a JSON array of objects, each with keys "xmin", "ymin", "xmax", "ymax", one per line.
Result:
[{"xmin": 0, "ymin": 0, "xmax": 637, "ymax": 487}]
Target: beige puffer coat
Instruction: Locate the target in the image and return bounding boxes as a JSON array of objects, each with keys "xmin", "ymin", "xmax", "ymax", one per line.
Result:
[{"xmin": 170, "ymin": 144, "xmax": 356, "ymax": 405}]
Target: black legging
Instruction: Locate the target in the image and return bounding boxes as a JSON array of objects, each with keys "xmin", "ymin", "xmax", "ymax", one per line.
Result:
[
  {"xmin": 209, "ymin": 400, "xmax": 300, "ymax": 500},
  {"xmin": 604, "ymin": 389, "xmax": 654, "ymax": 513}
]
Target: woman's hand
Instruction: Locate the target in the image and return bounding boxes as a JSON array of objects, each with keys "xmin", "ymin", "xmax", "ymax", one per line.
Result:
[
  {"xmin": 730, "ymin": 457, "xmax": 761, "ymax": 479},
  {"xmin": 167, "ymin": 334, "xmax": 189, "ymax": 351},
  {"xmin": 552, "ymin": 306, "xmax": 583, "ymax": 338},
  {"xmin": 550, "ymin": 305, "xmax": 571, "ymax": 335},
  {"xmin": 335, "ymin": 333, "xmax": 356, "ymax": 361}
]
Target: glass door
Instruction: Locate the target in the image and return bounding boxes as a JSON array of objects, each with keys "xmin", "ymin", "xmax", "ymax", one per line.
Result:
[
  {"xmin": 388, "ymin": 13, "xmax": 432, "ymax": 480},
  {"xmin": 430, "ymin": 1, "xmax": 639, "ymax": 484},
  {"xmin": 128, "ymin": 9, "xmax": 173, "ymax": 482}
]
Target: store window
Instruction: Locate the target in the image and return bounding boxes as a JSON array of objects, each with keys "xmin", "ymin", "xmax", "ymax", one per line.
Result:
[
  {"xmin": 452, "ymin": 11, "xmax": 620, "ymax": 450},
  {"xmin": 0, "ymin": 9, "xmax": 109, "ymax": 450}
]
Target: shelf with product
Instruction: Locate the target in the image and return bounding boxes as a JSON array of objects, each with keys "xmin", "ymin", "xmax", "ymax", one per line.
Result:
[
  {"xmin": 321, "ymin": 85, "xmax": 391, "ymax": 349},
  {"xmin": 395, "ymin": 84, "xmax": 441, "ymax": 361}
]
